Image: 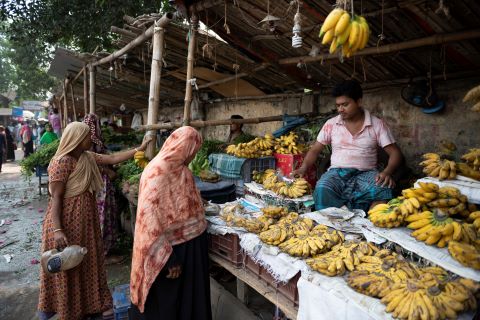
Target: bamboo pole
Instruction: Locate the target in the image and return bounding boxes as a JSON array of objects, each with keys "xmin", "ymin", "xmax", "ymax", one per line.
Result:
[
  {"xmin": 92, "ymin": 12, "xmax": 173, "ymax": 67},
  {"xmin": 62, "ymin": 80, "xmax": 69, "ymax": 127},
  {"xmin": 183, "ymin": 11, "xmax": 198, "ymax": 126},
  {"xmin": 54, "ymin": 97, "xmax": 64, "ymax": 130},
  {"xmin": 145, "ymin": 22, "xmax": 166, "ymax": 160},
  {"xmin": 89, "ymin": 64, "xmax": 96, "ymax": 114},
  {"xmin": 83, "ymin": 67, "xmax": 88, "ymax": 115},
  {"xmin": 138, "ymin": 112, "xmax": 323, "ymax": 131},
  {"xmin": 110, "ymin": 26, "xmax": 138, "ymax": 38},
  {"xmin": 69, "ymin": 82, "xmax": 77, "ymax": 121},
  {"xmin": 279, "ymin": 29, "xmax": 480, "ymax": 65},
  {"xmin": 197, "ymin": 64, "xmax": 269, "ymax": 89}
]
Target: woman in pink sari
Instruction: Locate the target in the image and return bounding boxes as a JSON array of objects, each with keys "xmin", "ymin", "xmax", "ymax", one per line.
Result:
[{"xmin": 130, "ymin": 126, "xmax": 211, "ymax": 320}]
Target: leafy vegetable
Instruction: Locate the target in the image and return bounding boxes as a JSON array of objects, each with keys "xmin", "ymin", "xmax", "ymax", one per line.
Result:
[
  {"xmin": 188, "ymin": 139, "xmax": 224, "ymax": 176},
  {"xmin": 102, "ymin": 126, "xmax": 143, "ymax": 147},
  {"xmin": 115, "ymin": 160, "xmax": 143, "ymax": 189},
  {"xmin": 232, "ymin": 133, "xmax": 256, "ymax": 145},
  {"xmin": 20, "ymin": 140, "xmax": 60, "ymax": 177}
]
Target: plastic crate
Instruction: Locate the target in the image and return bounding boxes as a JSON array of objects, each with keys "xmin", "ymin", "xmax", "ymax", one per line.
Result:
[
  {"xmin": 244, "ymin": 254, "xmax": 300, "ymax": 306},
  {"xmin": 112, "ymin": 284, "xmax": 130, "ymax": 320},
  {"xmin": 219, "ymin": 178, "xmax": 244, "ymax": 197},
  {"xmin": 241, "ymin": 157, "xmax": 276, "ymax": 182},
  {"xmin": 208, "ymin": 233, "xmax": 243, "ymax": 267}
]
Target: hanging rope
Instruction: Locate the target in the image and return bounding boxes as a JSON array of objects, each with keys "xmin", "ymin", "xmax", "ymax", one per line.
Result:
[
  {"xmin": 441, "ymin": 45, "xmax": 447, "ymax": 80},
  {"xmin": 377, "ymin": 0, "xmax": 386, "ymax": 48},
  {"xmin": 361, "ymin": 57, "xmax": 367, "ymax": 82},
  {"xmin": 233, "ymin": 53, "xmax": 240, "ymax": 100},
  {"xmin": 426, "ymin": 52, "xmax": 433, "ymax": 105},
  {"xmin": 224, "ymin": 0, "xmax": 231, "ymax": 34},
  {"xmin": 202, "ymin": 9, "xmax": 213, "ymax": 59}
]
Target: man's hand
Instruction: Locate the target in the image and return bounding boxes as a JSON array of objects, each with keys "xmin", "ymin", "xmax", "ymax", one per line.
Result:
[
  {"xmin": 166, "ymin": 265, "xmax": 182, "ymax": 279},
  {"xmin": 375, "ymin": 171, "xmax": 395, "ymax": 188},
  {"xmin": 290, "ymin": 166, "xmax": 307, "ymax": 178}
]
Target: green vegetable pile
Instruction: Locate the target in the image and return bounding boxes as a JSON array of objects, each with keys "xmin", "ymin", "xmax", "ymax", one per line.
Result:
[
  {"xmin": 232, "ymin": 133, "xmax": 256, "ymax": 145},
  {"xmin": 189, "ymin": 139, "xmax": 224, "ymax": 176},
  {"xmin": 102, "ymin": 126, "xmax": 143, "ymax": 147},
  {"xmin": 20, "ymin": 140, "xmax": 60, "ymax": 177},
  {"xmin": 115, "ymin": 160, "xmax": 143, "ymax": 189}
]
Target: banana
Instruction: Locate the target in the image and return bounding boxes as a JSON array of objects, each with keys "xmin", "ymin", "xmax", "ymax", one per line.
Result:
[
  {"xmin": 334, "ymin": 12, "xmax": 351, "ymax": 36},
  {"xmin": 319, "ymin": 8, "xmax": 345, "ymax": 36}
]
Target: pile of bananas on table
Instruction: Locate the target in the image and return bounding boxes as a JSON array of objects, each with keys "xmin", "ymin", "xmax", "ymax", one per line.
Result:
[
  {"xmin": 225, "ymin": 132, "xmax": 307, "ymax": 158},
  {"xmin": 458, "ymin": 148, "xmax": 480, "ymax": 181},
  {"xmin": 306, "ymin": 241, "xmax": 379, "ymax": 276},
  {"xmin": 278, "ymin": 224, "xmax": 345, "ymax": 258},
  {"xmin": 225, "ymin": 134, "xmax": 275, "ymax": 158},
  {"xmin": 133, "ymin": 150, "xmax": 149, "ymax": 168},
  {"xmin": 273, "ymin": 131, "xmax": 305, "ymax": 155},
  {"xmin": 420, "ymin": 153, "xmax": 457, "ymax": 180},
  {"xmin": 259, "ymin": 212, "xmax": 313, "ymax": 245},
  {"xmin": 368, "ymin": 197, "xmax": 421, "ymax": 228},
  {"xmin": 253, "ymin": 169, "xmax": 312, "ymax": 198}
]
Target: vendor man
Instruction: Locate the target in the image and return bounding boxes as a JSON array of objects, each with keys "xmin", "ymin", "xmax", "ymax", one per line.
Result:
[
  {"xmin": 226, "ymin": 115, "xmax": 245, "ymax": 144},
  {"xmin": 293, "ymin": 80, "xmax": 403, "ymax": 211}
]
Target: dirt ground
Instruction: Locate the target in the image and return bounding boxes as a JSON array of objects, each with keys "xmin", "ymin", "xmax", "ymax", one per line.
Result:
[{"xmin": 0, "ymin": 153, "xmax": 131, "ymax": 320}]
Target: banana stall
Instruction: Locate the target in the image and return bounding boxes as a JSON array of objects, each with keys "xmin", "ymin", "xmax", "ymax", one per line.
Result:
[{"xmin": 47, "ymin": 0, "xmax": 480, "ymax": 318}]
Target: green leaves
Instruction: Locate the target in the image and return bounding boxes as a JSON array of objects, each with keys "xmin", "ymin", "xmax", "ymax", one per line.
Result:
[{"xmin": 20, "ymin": 139, "xmax": 60, "ymax": 177}]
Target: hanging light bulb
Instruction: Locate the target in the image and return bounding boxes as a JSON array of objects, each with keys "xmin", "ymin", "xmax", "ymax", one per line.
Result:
[
  {"xmin": 291, "ymin": 9, "xmax": 303, "ymax": 48},
  {"xmin": 258, "ymin": 0, "xmax": 281, "ymax": 32}
]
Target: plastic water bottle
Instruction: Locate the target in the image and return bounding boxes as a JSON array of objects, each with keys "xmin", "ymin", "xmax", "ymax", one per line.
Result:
[{"xmin": 41, "ymin": 245, "xmax": 88, "ymax": 274}]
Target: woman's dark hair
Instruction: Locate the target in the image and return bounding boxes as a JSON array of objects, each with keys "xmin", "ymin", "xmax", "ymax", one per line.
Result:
[
  {"xmin": 53, "ymin": 108, "xmax": 59, "ymax": 114},
  {"xmin": 332, "ymin": 80, "xmax": 363, "ymax": 101}
]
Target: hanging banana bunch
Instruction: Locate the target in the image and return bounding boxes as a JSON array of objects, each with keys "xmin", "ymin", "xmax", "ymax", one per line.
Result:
[{"xmin": 318, "ymin": 7, "xmax": 370, "ymax": 58}]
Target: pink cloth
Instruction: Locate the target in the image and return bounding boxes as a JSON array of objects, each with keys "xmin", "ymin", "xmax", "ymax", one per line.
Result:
[
  {"xmin": 317, "ymin": 109, "xmax": 395, "ymax": 171},
  {"xmin": 130, "ymin": 126, "xmax": 207, "ymax": 312}
]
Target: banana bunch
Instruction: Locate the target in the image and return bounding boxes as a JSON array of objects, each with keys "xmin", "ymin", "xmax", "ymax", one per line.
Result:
[
  {"xmin": 279, "ymin": 226, "xmax": 345, "ymax": 258},
  {"xmin": 347, "ymin": 271, "xmax": 394, "ymax": 298},
  {"xmin": 239, "ymin": 216, "xmax": 275, "ymax": 234},
  {"xmin": 468, "ymin": 211, "xmax": 480, "ymax": 232},
  {"xmin": 276, "ymin": 178, "xmax": 311, "ymax": 198},
  {"xmin": 380, "ymin": 280, "xmax": 468, "ymax": 320},
  {"xmin": 420, "ymin": 153, "xmax": 457, "ymax": 180},
  {"xmin": 261, "ymin": 206, "xmax": 288, "ymax": 219},
  {"xmin": 462, "ymin": 148, "xmax": 480, "ymax": 170},
  {"xmin": 463, "ymin": 84, "xmax": 480, "ymax": 112},
  {"xmin": 318, "ymin": 8, "xmax": 370, "ymax": 58},
  {"xmin": 402, "ymin": 182, "xmax": 439, "ymax": 205},
  {"xmin": 133, "ymin": 151, "xmax": 149, "ymax": 169},
  {"xmin": 368, "ymin": 197, "xmax": 422, "ymax": 228},
  {"xmin": 274, "ymin": 131, "xmax": 305, "ymax": 155},
  {"xmin": 252, "ymin": 169, "xmax": 271, "ymax": 184},
  {"xmin": 225, "ymin": 134, "xmax": 275, "ymax": 158},
  {"xmin": 259, "ymin": 213, "xmax": 313, "ymax": 246},
  {"xmin": 448, "ymin": 241, "xmax": 480, "ymax": 270},
  {"xmin": 457, "ymin": 162, "xmax": 480, "ymax": 181},
  {"xmin": 406, "ymin": 209, "xmax": 460, "ymax": 248},
  {"xmin": 306, "ymin": 241, "xmax": 378, "ymax": 276}
]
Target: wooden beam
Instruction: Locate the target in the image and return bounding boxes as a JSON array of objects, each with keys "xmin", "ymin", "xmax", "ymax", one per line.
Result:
[
  {"xmin": 89, "ymin": 64, "xmax": 96, "ymax": 114},
  {"xmin": 110, "ymin": 26, "xmax": 138, "ymax": 38},
  {"xmin": 279, "ymin": 29, "xmax": 480, "ymax": 65},
  {"xmin": 145, "ymin": 24, "xmax": 166, "ymax": 159},
  {"xmin": 69, "ymin": 82, "xmax": 77, "ymax": 121},
  {"xmin": 192, "ymin": 0, "xmax": 223, "ymax": 11},
  {"xmin": 62, "ymin": 80, "xmax": 69, "ymax": 127},
  {"xmin": 83, "ymin": 66, "xmax": 88, "ymax": 115},
  {"xmin": 183, "ymin": 11, "xmax": 198, "ymax": 126},
  {"xmin": 92, "ymin": 12, "xmax": 173, "ymax": 67},
  {"xmin": 138, "ymin": 111, "xmax": 323, "ymax": 131},
  {"xmin": 197, "ymin": 63, "xmax": 269, "ymax": 89}
]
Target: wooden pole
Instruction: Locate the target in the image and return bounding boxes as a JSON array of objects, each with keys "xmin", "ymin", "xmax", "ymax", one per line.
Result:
[
  {"xmin": 92, "ymin": 12, "xmax": 173, "ymax": 67},
  {"xmin": 279, "ymin": 29, "xmax": 480, "ymax": 65},
  {"xmin": 54, "ymin": 97, "xmax": 64, "ymax": 130},
  {"xmin": 145, "ymin": 22, "xmax": 166, "ymax": 160},
  {"xmin": 197, "ymin": 64, "xmax": 269, "ymax": 89},
  {"xmin": 69, "ymin": 82, "xmax": 77, "ymax": 121},
  {"xmin": 137, "ymin": 111, "xmax": 327, "ymax": 131},
  {"xmin": 62, "ymin": 80, "xmax": 69, "ymax": 127},
  {"xmin": 110, "ymin": 26, "xmax": 138, "ymax": 38},
  {"xmin": 89, "ymin": 64, "xmax": 96, "ymax": 114},
  {"xmin": 83, "ymin": 66, "xmax": 88, "ymax": 115},
  {"xmin": 183, "ymin": 10, "xmax": 198, "ymax": 126}
]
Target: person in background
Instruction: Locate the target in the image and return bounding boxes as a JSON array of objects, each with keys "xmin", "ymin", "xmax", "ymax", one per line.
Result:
[
  {"xmin": 226, "ymin": 114, "xmax": 245, "ymax": 144},
  {"xmin": 39, "ymin": 123, "xmax": 58, "ymax": 146},
  {"xmin": 32, "ymin": 123, "xmax": 39, "ymax": 149},
  {"xmin": 20, "ymin": 122, "xmax": 34, "ymax": 158},
  {"xmin": 83, "ymin": 114, "xmax": 120, "ymax": 261},
  {"xmin": 292, "ymin": 80, "xmax": 403, "ymax": 212},
  {"xmin": 0, "ymin": 126, "xmax": 6, "ymax": 172},
  {"xmin": 130, "ymin": 126, "xmax": 211, "ymax": 320},
  {"xmin": 49, "ymin": 108, "xmax": 62, "ymax": 138},
  {"xmin": 5, "ymin": 127, "xmax": 15, "ymax": 161},
  {"xmin": 37, "ymin": 122, "xmax": 152, "ymax": 320}
]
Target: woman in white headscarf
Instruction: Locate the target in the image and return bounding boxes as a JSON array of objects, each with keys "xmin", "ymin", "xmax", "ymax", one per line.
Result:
[{"xmin": 38, "ymin": 122, "xmax": 151, "ymax": 320}]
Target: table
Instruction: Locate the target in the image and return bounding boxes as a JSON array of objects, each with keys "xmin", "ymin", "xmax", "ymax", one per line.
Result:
[{"xmin": 210, "ymin": 254, "xmax": 298, "ymax": 320}]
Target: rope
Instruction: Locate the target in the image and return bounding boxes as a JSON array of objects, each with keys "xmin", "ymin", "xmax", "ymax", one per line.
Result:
[
  {"xmin": 441, "ymin": 45, "xmax": 447, "ymax": 80},
  {"xmin": 377, "ymin": 0, "xmax": 386, "ymax": 48},
  {"xmin": 361, "ymin": 57, "xmax": 367, "ymax": 82},
  {"xmin": 224, "ymin": 0, "xmax": 231, "ymax": 34}
]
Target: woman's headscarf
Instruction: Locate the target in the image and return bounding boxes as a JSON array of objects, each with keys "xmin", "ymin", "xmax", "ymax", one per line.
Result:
[
  {"xmin": 83, "ymin": 113, "xmax": 105, "ymax": 153},
  {"xmin": 130, "ymin": 126, "xmax": 206, "ymax": 312},
  {"xmin": 50, "ymin": 122, "xmax": 103, "ymax": 198}
]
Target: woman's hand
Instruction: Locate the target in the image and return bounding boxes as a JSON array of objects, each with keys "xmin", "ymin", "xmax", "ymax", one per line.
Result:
[
  {"xmin": 54, "ymin": 230, "xmax": 68, "ymax": 249},
  {"xmin": 166, "ymin": 265, "xmax": 182, "ymax": 279},
  {"xmin": 137, "ymin": 136, "xmax": 154, "ymax": 152}
]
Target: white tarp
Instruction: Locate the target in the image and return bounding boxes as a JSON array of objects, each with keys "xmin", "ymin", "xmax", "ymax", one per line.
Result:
[{"xmin": 415, "ymin": 176, "xmax": 480, "ymax": 204}]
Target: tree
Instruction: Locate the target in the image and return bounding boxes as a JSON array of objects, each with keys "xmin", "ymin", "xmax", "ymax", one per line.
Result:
[{"xmin": 0, "ymin": 0, "xmax": 172, "ymax": 100}]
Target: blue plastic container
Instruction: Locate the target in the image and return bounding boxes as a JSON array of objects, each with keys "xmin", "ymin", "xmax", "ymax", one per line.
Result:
[{"xmin": 113, "ymin": 284, "xmax": 130, "ymax": 320}]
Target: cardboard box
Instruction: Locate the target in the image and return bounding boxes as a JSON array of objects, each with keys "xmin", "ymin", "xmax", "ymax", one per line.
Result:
[{"xmin": 274, "ymin": 153, "xmax": 317, "ymax": 188}]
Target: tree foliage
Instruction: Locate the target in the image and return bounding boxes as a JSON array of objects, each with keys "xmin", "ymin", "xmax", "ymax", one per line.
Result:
[{"xmin": 0, "ymin": 0, "xmax": 171, "ymax": 100}]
